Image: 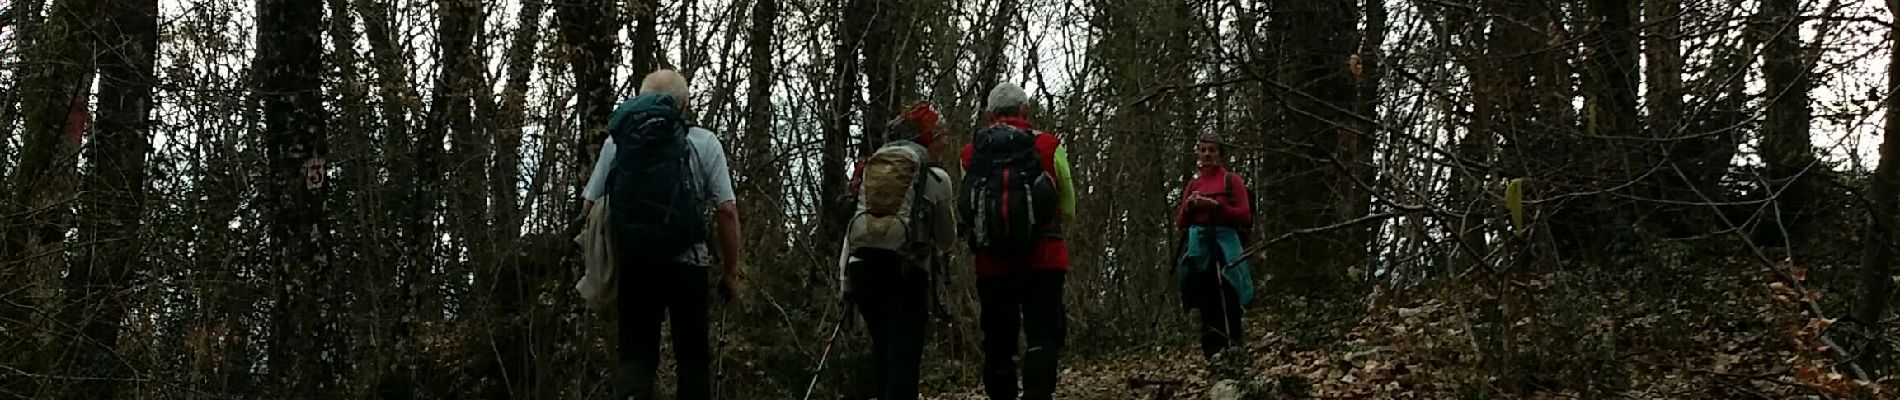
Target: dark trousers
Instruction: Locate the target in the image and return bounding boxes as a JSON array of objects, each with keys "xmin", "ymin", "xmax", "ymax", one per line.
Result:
[
  {"xmin": 849, "ymin": 258, "xmax": 931, "ymax": 400},
  {"xmin": 977, "ymin": 269, "xmax": 1066, "ymax": 400},
  {"xmin": 616, "ymin": 259, "xmax": 711, "ymax": 400},
  {"xmin": 1187, "ymin": 268, "xmax": 1244, "ymax": 359}
]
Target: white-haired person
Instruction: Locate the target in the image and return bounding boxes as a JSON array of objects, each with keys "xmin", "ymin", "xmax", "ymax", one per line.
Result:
[
  {"xmin": 581, "ymin": 69, "xmax": 744, "ymax": 400},
  {"xmin": 957, "ymin": 82, "xmax": 1075, "ymax": 400}
]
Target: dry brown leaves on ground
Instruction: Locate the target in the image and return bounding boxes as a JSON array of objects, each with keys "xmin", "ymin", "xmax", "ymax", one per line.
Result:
[{"xmin": 925, "ymin": 278, "xmax": 1892, "ymax": 399}]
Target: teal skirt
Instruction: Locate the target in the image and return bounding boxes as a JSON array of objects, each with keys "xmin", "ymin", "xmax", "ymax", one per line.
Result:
[{"xmin": 1175, "ymin": 226, "xmax": 1254, "ymax": 309}]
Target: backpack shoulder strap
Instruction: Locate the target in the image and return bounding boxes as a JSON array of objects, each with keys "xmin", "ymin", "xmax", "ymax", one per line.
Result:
[
  {"xmin": 905, "ymin": 143, "xmax": 936, "ymax": 255},
  {"xmin": 1222, "ymin": 171, "xmax": 1246, "ymax": 211},
  {"xmin": 905, "ymin": 143, "xmax": 932, "ymax": 207},
  {"xmin": 925, "ymin": 165, "xmax": 947, "ymax": 183}
]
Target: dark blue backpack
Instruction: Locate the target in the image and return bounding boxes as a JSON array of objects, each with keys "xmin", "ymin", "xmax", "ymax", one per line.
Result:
[
  {"xmin": 606, "ymin": 93, "xmax": 705, "ymax": 260},
  {"xmin": 958, "ymin": 124, "xmax": 1057, "ymax": 257}
]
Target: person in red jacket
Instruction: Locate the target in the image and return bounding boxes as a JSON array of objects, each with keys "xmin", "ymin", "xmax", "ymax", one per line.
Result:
[{"xmin": 960, "ymin": 82, "xmax": 1075, "ymax": 400}]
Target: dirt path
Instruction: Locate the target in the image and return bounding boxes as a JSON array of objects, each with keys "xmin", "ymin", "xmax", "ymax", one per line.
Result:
[
  {"xmin": 914, "ymin": 294, "xmax": 1849, "ymax": 400},
  {"xmin": 922, "ymin": 350, "xmax": 1224, "ymax": 400}
]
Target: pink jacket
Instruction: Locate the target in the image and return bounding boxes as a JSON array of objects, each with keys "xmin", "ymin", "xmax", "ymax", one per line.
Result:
[{"xmin": 1175, "ymin": 165, "xmax": 1251, "ymax": 230}]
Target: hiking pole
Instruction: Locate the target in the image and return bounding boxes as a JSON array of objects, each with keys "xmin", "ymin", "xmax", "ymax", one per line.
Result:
[
  {"xmin": 712, "ymin": 299, "xmax": 733, "ymax": 398},
  {"xmin": 801, "ymin": 298, "xmax": 852, "ymax": 400}
]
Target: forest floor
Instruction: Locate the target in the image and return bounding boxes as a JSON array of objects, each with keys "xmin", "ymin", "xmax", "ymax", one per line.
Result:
[
  {"xmin": 921, "ymin": 299, "xmax": 1472, "ymax": 400},
  {"xmin": 910, "ymin": 289, "xmax": 1888, "ymax": 400}
]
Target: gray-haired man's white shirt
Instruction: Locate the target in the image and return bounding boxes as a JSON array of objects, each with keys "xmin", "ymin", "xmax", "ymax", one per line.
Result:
[{"xmin": 583, "ymin": 126, "xmax": 736, "ymax": 267}]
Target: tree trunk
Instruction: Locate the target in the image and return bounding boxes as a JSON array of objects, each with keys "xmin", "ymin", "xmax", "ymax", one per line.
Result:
[
  {"xmin": 350, "ymin": 0, "xmax": 426, "ymax": 394},
  {"xmin": 926, "ymin": 0, "xmax": 968, "ymax": 165},
  {"xmin": 323, "ymin": 0, "xmax": 371, "ymax": 267},
  {"xmin": 323, "ymin": 0, "xmax": 397, "ymax": 389},
  {"xmin": 1855, "ymin": 0, "xmax": 1900, "ymax": 344},
  {"xmin": 1584, "ymin": 0, "xmax": 1640, "ymax": 139},
  {"xmin": 1516, "ymin": 0, "xmax": 1578, "ymax": 273},
  {"xmin": 4, "ymin": 1, "xmax": 95, "ymax": 392},
  {"xmin": 819, "ymin": 0, "xmax": 872, "ymax": 282},
  {"xmin": 970, "ymin": 0, "xmax": 1017, "ymax": 124},
  {"xmin": 63, "ymin": 0, "xmax": 156, "ymax": 397},
  {"xmin": 490, "ymin": 0, "xmax": 544, "ymax": 260},
  {"xmin": 629, "ymin": 0, "xmax": 660, "ymax": 78},
  {"xmin": 1235, "ymin": 0, "xmax": 1275, "ymax": 250},
  {"xmin": 1643, "ymin": 0, "xmax": 1684, "ymax": 139},
  {"xmin": 474, "ymin": 2, "xmax": 546, "ymax": 397},
  {"xmin": 1760, "ymin": 0, "xmax": 1819, "ymax": 244},
  {"xmin": 932, "ymin": 0, "xmax": 1015, "ymax": 181},
  {"xmin": 1529, "ymin": 0, "xmax": 1577, "ymax": 156},
  {"xmin": 1647, "ymin": 0, "xmax": 1704, "ymax": 235},
  {"xmin": 1, "ymin": 0, "xmax": 50, "ymax": 53},
  {"xmin": 173, "ymin": 35, "xmax": 257, "ymax": 391},
  {"xmin": 1267, "ymin": 0, "xmax": 1358, "ymax": 290},
  {"xmin": 862, "ymin": 0, "xmax": 917, "ymax": 151},
  {"xmin": 0, "ymin": 0, "xmax": 50, "ymax": 183},
  {"xmin": 356, "ymin": 0, "xmax": 416, "ymax": 270},
  {"xmin": 192, "ymin": 125, "xmax": 256, "ymax": 394},
  {"xmin": 1684, "ymin": 1, "xmax": 1752, "ymax": 203},
  {"xmin": 1669, "ymin": 0, "xmax": 1746, "ymax": 234},
  {"xmin": 1085, "ymin": 0, "xmax": 1193, "ymax": 318},
  {"xmin": 742, "ymin": 0, "xmax": 784, "ymax": 257},
  {"xmin": 256, "ymin": 0, "xmax": 334, "ymax": 394},
  {"xmin": 0, "ymin": 90, "xmax": 14, "ymax": 184},
  {"xmin": 1448, "ymin": 0, "xmax": 1495, "ymax": 271},
  {"xmin": 1575, "ymin": 0, "xmax": 1640, "ymax": 267},
  {"xmin": 560, "ymin": 0, "xmax": 616, "ymax": 217},
  {"xmin": 1644, "ymin": 0, "xmax": 1684, "ymax": 140},
  {"xmin": 1342, "ymin": 0, "xmax": 1384, "ymax": 274},
  {"xmin": 427, "ymin": 0, "xmax": 484, "ymax": 312}
]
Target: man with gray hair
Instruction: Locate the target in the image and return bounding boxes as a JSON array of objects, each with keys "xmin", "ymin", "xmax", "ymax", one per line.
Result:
[
  {"xmin": 957, "ymin": 82, "xmax": 1076, "ymax": 400},
  {"xmin": 582, "ymin": 69, "xmax": 744, "ymax": 400}
]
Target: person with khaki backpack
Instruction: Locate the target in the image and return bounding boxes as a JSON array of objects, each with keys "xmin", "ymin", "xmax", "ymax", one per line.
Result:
[{"xmin": 838, "ymin": 102, "xmax": 957, "ymax": 400}]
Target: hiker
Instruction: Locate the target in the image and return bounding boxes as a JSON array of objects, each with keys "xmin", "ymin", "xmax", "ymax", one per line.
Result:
[
  {"xmin": 580, "ymin": 69, "xmax": 745, "ymax": 400},
  {"xmin": 838, "ymin": 101, "xmax": 958, "ymax": 400},
  {"xmin": 1173, "ymin": 132, "xmax": 1254, "ymax": 361},
  {"xmin": 958, "ymin": 82, "xmax": 1076, "ymax": 400}
]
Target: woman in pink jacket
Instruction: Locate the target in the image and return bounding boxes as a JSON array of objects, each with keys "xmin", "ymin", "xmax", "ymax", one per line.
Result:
[{"xmin": 1174, "ymin": 132, "xmax": 1254, "ymax": 361}]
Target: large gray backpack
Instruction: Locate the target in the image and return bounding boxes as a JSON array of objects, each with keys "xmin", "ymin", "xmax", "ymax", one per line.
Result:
[{"xmin": 845, "ymin": 140, "xmax": 935, "ymax": 263}]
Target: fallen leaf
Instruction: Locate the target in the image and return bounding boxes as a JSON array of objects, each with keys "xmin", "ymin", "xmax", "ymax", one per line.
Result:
[{"xmin": 1797, "ymin": 366, "xmax": 1821, "ymax": 382}]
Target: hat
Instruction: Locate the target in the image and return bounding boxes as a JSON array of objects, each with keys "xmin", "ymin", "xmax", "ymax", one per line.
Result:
[
  {"xmin": 1196, "ymin": 132, "xmax": 1233, "ymax": 154},
  {"xmin": 887, "ymin": 102, "xmax": 941, "ymax": 145},
  {"xmin": 1197, "ymin": 132, "xmax": 1226, "ymax": 145}
]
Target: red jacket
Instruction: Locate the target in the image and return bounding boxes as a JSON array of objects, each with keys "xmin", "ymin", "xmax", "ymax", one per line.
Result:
[
  {"xmin": 960, "ymin": 117, "xmax": 1070, "ymax": 277},
  {"xmin": 1175, "ymin": 165, "xmax": 1252, "ymax": 230}
]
